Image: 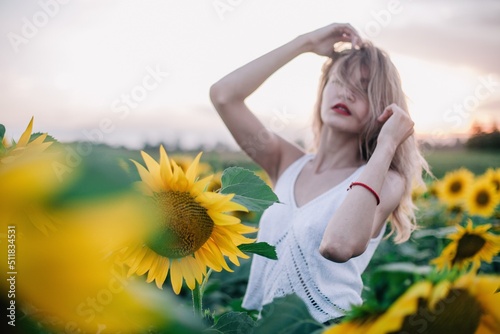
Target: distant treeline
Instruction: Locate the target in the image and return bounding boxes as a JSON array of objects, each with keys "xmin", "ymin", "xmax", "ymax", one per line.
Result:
[{"xmin": 466, "ymin": 124, "xmax": 500, "ymax": 150}]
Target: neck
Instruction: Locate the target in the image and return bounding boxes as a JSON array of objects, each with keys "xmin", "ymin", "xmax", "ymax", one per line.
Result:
[{"xmin": 312, "ymin": 128, "xmax": 364, "ymax": 173}]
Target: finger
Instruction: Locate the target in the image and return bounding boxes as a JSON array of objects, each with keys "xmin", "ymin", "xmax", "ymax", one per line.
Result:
[
  {"xmin": 377, "ymin": 107, "xmax": 393, "ymax": 123},
  {"xmin": 351, "ymin": 35, "xmax": 361, "ymax": 48}
]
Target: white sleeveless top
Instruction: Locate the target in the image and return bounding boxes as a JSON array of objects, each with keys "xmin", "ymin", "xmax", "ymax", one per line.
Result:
[{"xmin": 242, "ymin": 154, "xmax": 385, "ymax": 323}]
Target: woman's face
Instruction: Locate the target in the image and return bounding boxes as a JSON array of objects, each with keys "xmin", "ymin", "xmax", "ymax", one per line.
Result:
[{"xmin": 319, "ymin": 61, "xmax": 370, "ymax": 135}]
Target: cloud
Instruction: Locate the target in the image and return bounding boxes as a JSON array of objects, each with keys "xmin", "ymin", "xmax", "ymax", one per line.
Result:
[{"xmin": 371, "ymin": 0, "xmax": 500, "ymax": 74}]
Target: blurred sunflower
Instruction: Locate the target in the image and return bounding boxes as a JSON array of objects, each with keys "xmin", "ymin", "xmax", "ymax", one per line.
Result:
[
  {"xmin": 171, "ymin": 153, "xmax": 213, "ymax": 176},
  {"xmin": 0, "ymin": 118, "xmax": 61, "ymax": 235},
  {"xmin": 324, "ymin": 274, "xmax": 500, "ymax": 334},
  {"xmin": 436, "ymin": 168, "xmax": 474, "ymax": 207},
  {"xmin": 431, "ymin": 219, "xmax": 500, "ymax": 271},
  {"xmin": 123, "ymin": 146, "xmax": 256, "ymax": 294},
  {"xmin": 3, "ymin": 193, "xmax": 201, "ymax": 334},
  {"xmin": 465, "ymin": 178, "xmax": 500, "ymax": 218},
  {"xmin": 206, "ymin": 171, "xmax": 222, "ymax": 192},
  {"xmin": 0, "ymin": 117, "xmax": 53, "ymax": 164},
  {"xmin": 481, "ymin": 168, "xmax": 500, "ymax": 193}
]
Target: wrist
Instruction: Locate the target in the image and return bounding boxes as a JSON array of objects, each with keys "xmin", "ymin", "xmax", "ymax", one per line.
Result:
[
  {"xmin": 375, "ymin": 140, "xmax": 397, "ymax": 157},
  {"xmin": 294, "ymin": 34, "xmax": 314, "ymax": 54}
]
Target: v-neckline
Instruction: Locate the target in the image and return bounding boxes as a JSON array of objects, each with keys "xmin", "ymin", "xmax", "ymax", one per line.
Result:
[{"xmin": 291, "ymin": 155, "xmax": 364, "ymax": 210}]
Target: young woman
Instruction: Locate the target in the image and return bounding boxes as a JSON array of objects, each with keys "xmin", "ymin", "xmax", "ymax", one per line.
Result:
[{"xmin": 209, "ymin": 23, "xmax": 428, "ymax": 324}]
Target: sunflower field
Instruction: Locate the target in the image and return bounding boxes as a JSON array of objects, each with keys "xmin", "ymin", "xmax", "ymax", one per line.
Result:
[{"xmin": 1, "ymin": 118, "xmax": 499, "ymax": 334}]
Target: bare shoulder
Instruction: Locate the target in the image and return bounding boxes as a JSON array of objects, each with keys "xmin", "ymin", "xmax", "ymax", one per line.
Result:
[{"xmin": 270, "ymin": 136, "xmax": 305, "ymax": 185}]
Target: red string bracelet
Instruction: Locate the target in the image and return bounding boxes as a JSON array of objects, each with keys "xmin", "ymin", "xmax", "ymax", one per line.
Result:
[{"xmin": 347, "ymin": 182, "xmax": 380, "ymax": 205}]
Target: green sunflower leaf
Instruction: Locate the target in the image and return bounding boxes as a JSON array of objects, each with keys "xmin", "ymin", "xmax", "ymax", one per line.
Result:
[
  {"xmin": 30, "ymin": 132, "xmax": 58, "ymax": 143},
  {"xmin": 0, "ymin": 124, "xmax": 5, "ymax": 154},
  {"xmin": 220, "ymin": 167, "xmax": 278, "ymax": 212},
  {"xmin": 238, "ymin": 242, "xmax": 277, "ymax": 260},
  {"xmin": 205, "ymin": 312, "xmax": 256, "ymax": 334},
  {"xmin": 254, "ymin": 294, "xmax": 323, "ymax": 334}
]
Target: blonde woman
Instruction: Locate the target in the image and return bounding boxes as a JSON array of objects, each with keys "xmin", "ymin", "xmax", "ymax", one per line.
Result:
[{"xmin": 209, "ymin": 23, "xmax": 428, "ymax": 324}]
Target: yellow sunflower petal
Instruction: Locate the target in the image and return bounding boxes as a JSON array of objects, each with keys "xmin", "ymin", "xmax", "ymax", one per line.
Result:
[
  {"xmin": 202, "ymin": 192, "xmax": 248, "ymax": 212},
  {"xmin": 185, "ymin": 255, "xmax": 204, "ymax": 284},
  {"xmin": 170, "ymin": 260, "xmax": 184, "ymax": 294},
  {"xmin": 324, "ymin": 319, "xmax": 375, "ymax": 334},
  {"xmin": 29, "ymin": 133, "xmax": 48, "ymax": 145},
  {"xmin": 195, "ymin": 248, "xmax": 222, "ymax": 272},
  {"xmin": 179, "ymin": 257, "xmax": 197, "ymax": 290},
  {"xmin": 367, "ymin": 281, "xmax": 433, "ymax": 334},
  {"xmin": 140, "ymin": 150, "xmax": 162, "ymax": 185},
  {"xmin": 429, "ymin": 280, "xmax": 451, "ymax": 311},
  {"xmin": 146, "ymin": 257, "xmax": 161, "ymax": 283},
  {"xmin": 208, "ymin": 211, "xmax": 242, "ymax": 226},
  {"xmin": 136, "ymin": 250, "xmax": 156, "ymax": 276},
  {"xmin": 17, "ymin": 116, "xmax": 34, "ymax": 147},
  {"xmin": 205, "ymin": 241, "xmax": 233, "ymax": 272},
  {"xmin": 130, "ymin": 159, "xmax": 161, "ymax": 193},
  {"xmin": 185, "ymin": 152, "xmax": 202, "ymax": 185},
  {"xmin": 126, "ymin": 246, "xmax": 148, "ymax": 277},
  {"xmin": 191, "ymin": 175, "xmax": 214, "ymax": 194},
  {"xmin": 159, "ymin": 145, "xmax": 173, "ymax": 185},
  {"xmin": 154, "ymin": 257, "xmax": 169, "ymax": 290}
]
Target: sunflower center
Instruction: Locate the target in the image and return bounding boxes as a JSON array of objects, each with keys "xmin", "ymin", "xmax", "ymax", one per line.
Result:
[
  {"xmin": 394, "ymin": 289, "xmax": 481, "ymax": 334},
  {"xmin": 493, "ymin": 179, "xmax": 500, "ymax": 191},
  {"xmin": 147, "ymin": 191, "xmax": 214, "ymax": 259},
  {"xmin": 452, "ymin": 233, "xmax": 486, "ymax": 264},
  {"xmin": 450, "ymin": 181, "xmax": 462, "ymax": 194},
  {"xmin": 475, "ymin": 190, "xmax": 490, "ymax": 206}
]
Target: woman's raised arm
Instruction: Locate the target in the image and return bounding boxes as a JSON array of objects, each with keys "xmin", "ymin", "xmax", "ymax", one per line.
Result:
[{"xmin": 210, "ymin": 23, "xmax": 361, "ymax": 182}]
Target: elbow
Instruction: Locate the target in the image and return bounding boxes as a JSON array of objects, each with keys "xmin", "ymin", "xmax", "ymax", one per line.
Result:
[
  {"xmin": 319, "ymin": 242, "xmax": 354, "ymax": 263},
  {"xmin": 319, "ymin": 241, "xmax": 367, "ymax": 263},
  {"xmin": 209, "ymin": 82, "xmax": 237, "ymax": 108}
]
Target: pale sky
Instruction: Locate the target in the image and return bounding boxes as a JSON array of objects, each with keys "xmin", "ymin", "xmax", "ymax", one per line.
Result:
[{"xmin": 1, "ymin": 0, "xmax": 499, "ymax": 149}]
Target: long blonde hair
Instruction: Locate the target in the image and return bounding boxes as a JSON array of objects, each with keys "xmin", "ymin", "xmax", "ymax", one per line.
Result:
[{"xmin": 312, "ymin": 41, "xmax": 430, "ymax": 243}]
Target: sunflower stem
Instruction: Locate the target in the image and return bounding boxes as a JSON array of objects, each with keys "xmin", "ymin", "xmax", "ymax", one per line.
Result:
[
  {"xmin": 192, "ymin": 283, "xmax": 203, "ymax": 318},
  {"xmin": 192, "ymin": 269, "xmax": 213, "ymax": 318}
]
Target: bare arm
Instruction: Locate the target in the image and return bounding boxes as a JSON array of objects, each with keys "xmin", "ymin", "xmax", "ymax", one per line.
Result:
[
  {"xmin": 320, "ymin": 104, "xmax": 415, "ymax": 262},
  {"xmin": 210, "ymin": 23, "xmax": 361, "ymax": 183}
]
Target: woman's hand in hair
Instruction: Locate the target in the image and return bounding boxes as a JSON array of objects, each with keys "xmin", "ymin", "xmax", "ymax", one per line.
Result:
[
  {"xmin": 301, "ymin": 23, "xmax": 362, "ymax": 57},
  {"xmin": 376, "ymin": 103, "xmax": 415, "ymax": 153}
]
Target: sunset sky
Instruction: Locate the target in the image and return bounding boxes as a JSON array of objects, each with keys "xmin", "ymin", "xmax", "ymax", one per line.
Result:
[{"xmin": 1, "ymin": 0, "xmax": 499, "ymax": 149}]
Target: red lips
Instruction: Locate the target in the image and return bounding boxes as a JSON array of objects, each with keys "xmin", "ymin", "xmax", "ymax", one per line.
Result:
[{"xmin": 332, "ymin": 103, "xmax": 351, "ymax": 116}]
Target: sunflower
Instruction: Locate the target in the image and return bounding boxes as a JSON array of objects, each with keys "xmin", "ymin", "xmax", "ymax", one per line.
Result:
[
  {"xmin": 206, "ymin": 171, "xmax": 222, "ymax": 192},
  {"xmin": 465, "ymin": 178, "xmax": 500, "ymax": 218},
  {"xmin": 4, "ymin": 192, "xmax": 201, "ymax": 333},
  {"xmin": 1, "ymin": 119, "xmax": 60, "ymax": 234},
  {"xmin": 324, "ymin": 274, "xmax": 500, "ymax": 334},
  {"xmin": 436, "ymin": 168, "xmax": 475, "ymax": 207},
  {"xmin": 481, "ymin": 168, "xmax": 500, "ymax": 193},
  {"xmin": 123, "ymin": 146, "xmax": 256, "ymax": 294},
  {"xmin": 0, "ymin": 117, "xmax": 53, "ymax": 164},
  {"xmin": 431, "ymin": 219, "xmax": 500, "ymax": 271},
  {"xmin": 324, "ymin": 281, "xmax": 433, "ymax": 334},
  {"xmin": 171, "ymin": 153, "xmax": 213, "ymax": 176}
]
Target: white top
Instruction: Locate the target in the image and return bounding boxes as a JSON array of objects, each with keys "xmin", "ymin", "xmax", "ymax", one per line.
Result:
[{"xmin": 242, "ymin": 154, "xmax": 385, "ymax": 323}]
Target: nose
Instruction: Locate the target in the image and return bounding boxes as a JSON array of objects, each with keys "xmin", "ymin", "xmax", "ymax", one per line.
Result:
[{"xmin": 335, "ymin": 82, "xmax": 355, "ymax": 102}]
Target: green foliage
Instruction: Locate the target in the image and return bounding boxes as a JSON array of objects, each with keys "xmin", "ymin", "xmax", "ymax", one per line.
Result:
[
  {"xmin": 423, "ymin": 148, "xmax": 500, "ymax": 178},
  {"xmin": 238, "ymin": 242, "xmax": 277, "ymax": 260},
  {"xmin": 51, "ymin": 145, "xmax": 135, "ymax": 205},
  {"xmin": 204, "ymin": 312, "xmax": 256, "ymax": 334},
  {"xmin": 30, "ymin": 132, "xmax": 58, "ymax": 143},
  {"xmin": 220, "ymin": 167, "xmax": 279, "ymax": 212},
  {"xmin": 253, "ymin": 294, "xmax": 323, "ymax": 334},
  {"xmin": 365, "ymin": 262, "xmax": 430, "ymax": 310},
  {"xmin": 0, "ymin": 123, "xmax": 5, "ymax": 140}
]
